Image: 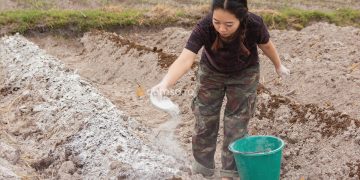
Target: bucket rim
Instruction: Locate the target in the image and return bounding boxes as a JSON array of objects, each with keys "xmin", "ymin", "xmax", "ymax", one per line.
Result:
[{"xmin": 228, "ymin": 135, "xmax": 285, "ymax": 156}]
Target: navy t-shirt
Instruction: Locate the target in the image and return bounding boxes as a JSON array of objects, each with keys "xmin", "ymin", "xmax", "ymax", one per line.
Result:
[{"xmin": 185, "ymin": 12, "xmax": 270, "ymax": 73}]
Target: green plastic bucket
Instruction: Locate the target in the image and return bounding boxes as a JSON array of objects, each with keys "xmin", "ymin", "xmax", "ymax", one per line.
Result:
[{"xmin": 228, "ymin": 135, "xmax": 285, "ymax": 180}]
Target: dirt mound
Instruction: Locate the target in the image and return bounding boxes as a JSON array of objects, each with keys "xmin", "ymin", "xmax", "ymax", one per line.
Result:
[
  {"xmin": 131, "ymin": 27, "xmax": 192, "ymax": 54},
  {"xmin": 261, "ymin": 22, "xmax": 360, "ymax": 119},
  {"xmin": 28, "ymin": 30, "xmax": 203, "ymax": 178},
  {"xmin": 252, "ymin": 86, "xmax": 360, "ymax": 179},
  {"xmin": 0, "ymin": 34, "xmax": 190, "ymax": 179}
]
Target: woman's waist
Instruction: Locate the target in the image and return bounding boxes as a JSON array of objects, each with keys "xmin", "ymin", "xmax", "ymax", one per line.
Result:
[{"xmin": 200, "ymin": 55, "xmax": 259, "ymax": 74}]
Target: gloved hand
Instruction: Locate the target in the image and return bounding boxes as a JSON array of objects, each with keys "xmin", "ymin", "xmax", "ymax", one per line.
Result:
[
  {"xmin": 150, "ymin": 81, "xmax": 179, "ymax": 116},
  {"xmin": 150, "ymin": 81, "xmax": 169, "ymax": 98},
  {"xmin": 275, "ymin": 64, "xmax": 290, "ymax": 78}
]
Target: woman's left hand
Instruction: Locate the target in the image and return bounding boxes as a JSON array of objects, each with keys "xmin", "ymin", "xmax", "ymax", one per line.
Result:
[{"xmin": 276, "ymin": 64, "xmax": 290, "ymax": 78}]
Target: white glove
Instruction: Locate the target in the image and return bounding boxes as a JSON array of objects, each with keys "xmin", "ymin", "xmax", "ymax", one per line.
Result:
[
  {"xmin": 276, "ymin": 64, "xmax": 290, "ymax": 78},
  {"xmin": 150, "ymin": 82, "xmax": 179, "ymax": 116},
  {"xmin": 150, "ymin": 81, "xmax": 168, "ymax": 97}
]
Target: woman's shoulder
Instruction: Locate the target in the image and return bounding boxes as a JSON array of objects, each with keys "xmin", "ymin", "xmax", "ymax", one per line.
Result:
[
  {"xmin": 247, "ymin": 12, "xmax": 266, "ymax": 28},
  {"xmin": 198, "ymin": 13, "xmax": 213, "ymax": 27},
  {"xmin": 192, "ymin": 13, "xmax": 214, "ymax": 35}
]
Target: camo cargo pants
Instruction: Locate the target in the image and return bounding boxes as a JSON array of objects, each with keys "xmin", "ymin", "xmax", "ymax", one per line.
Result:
[{"xmin": 191, "ymin": 62, "xmax": 259, "ymax": 178}]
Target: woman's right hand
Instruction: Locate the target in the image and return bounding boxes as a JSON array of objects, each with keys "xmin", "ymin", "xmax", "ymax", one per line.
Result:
[
  {"xmin": 150, "ymin": 81, "xmax": 180, "ymax": 115},
  {"xmin": 150, "ymin": 48, "xmax": 196, "ymax": 97},
  {"xmin": 150, "ymin": 81, "xmax": 169, "ymax": 97}
]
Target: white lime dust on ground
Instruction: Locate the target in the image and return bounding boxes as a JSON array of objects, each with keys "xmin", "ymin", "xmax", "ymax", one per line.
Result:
[{"xmin": 0, "ymin": 34, "xmax": 194, "ymax": 179}]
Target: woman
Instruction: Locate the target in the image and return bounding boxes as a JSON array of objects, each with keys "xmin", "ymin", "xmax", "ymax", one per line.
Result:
[{"xmin": 151, "ymin": 0, "xmax": 290, "ymax": 179}]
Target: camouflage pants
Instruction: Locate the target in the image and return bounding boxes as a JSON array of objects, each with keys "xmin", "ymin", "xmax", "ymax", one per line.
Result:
[{"xmin": 191, "ymin": 62, "xmax": 259, "ymax": 178}]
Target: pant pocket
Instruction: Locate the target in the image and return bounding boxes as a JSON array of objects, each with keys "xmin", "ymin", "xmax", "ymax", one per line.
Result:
[{"xmin": 247, "ymin": 93, "xmax": 257, "ymax": 118}]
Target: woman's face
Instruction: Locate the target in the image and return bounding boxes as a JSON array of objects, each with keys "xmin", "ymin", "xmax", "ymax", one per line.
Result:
[{"xmin": 212, "ymin": 8, "xmax": 240, "ymax": 38}]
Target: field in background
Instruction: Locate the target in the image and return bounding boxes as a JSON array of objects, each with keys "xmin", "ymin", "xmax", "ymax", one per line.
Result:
[
  {"xmin": 1, "ymin": 0, "xmax": 360, "ymax": 10},
  {"xmin": 1, "ymin": 0, "xmax": 360, "ymax": 35}
]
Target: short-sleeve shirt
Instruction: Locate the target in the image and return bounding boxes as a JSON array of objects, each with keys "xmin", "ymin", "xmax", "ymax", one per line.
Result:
[{"xmin": 185, "ymin": 12, "xmax": 270, "ymax": 74}]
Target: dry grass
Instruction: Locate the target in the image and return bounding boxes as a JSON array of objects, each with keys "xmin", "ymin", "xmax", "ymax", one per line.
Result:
[
  {"xmin": 150, "ymin": 4, "xmax": 179, "ymax": 18},
  {"xmin": 101, "ymin": 5, "xmax": 125, "ymax": 13},
  {"xmin": 7, "ymin": 0, "xmax": 360, "ymax": 10},
  {"xmin": 250, "ymin": 0, "xmax": 360, "ymax": 10}
]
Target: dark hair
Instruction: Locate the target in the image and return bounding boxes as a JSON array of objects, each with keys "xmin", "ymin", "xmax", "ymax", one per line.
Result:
[{"xmin": 211, "ymin": 0, "xmax": 250, "ymax": 56}]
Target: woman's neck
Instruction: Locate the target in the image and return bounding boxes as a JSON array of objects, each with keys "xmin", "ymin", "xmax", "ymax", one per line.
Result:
[
  {"xmin": 219, "ymin": 27, "xmax": 241, "ymax": 42},
  {"xmin": 220, "ymin": 33, "xmax": 238, "ymax": 43}
]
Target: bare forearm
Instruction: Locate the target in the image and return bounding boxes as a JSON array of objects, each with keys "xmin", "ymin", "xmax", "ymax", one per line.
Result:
[
  {"xmin": 258, "ymin": 40, "xmax": 281, "ymax": 68},
  {"xmin": 162, "ymin": 59, "xmax": 192, "ymax": 87},
  {"xmin": 161, "ymin": 49, "xmax": 196, "ymax": 87},
  {"xmin": 258, "ymin": 40, "xmax": 290, "ymax": 77}
]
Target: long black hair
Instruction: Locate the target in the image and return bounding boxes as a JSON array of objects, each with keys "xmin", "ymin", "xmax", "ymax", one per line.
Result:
[{"xmin": 211, "ymin": 0, "xmax": 250, "ymax": 56}]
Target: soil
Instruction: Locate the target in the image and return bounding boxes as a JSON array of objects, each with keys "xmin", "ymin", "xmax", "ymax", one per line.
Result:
[{"xmin": 1, "ymin": 22, "xmax": 360, "ymax": 179}]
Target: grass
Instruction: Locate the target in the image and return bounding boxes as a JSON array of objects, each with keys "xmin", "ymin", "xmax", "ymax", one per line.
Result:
[
  {"xmin": 0, "ymin": 7, "xmax": 359, "ymax": 34},
  {"xmin": 11, "ymin": 0, "xmax": 360, "ymax": 10},
  {"xmin": 0, "ymin": 5, "xmax": 195, "ymax": 34},
  {"xmin": 249, "ymin": 0, "xmax": 360, "ymax": 10},
  {"xmin": 0, "ymin": 9, "xmax": 144, "ymax": 33},
  {"xmin": 257, "ymin": 8, "xmax": 360, "ymax": 30},
  {"xmin": 14, "ymin": 0, "xmax": 55, "ymax": 9}
]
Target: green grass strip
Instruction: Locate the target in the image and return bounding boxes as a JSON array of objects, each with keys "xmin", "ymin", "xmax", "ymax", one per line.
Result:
[
  {"xmin": 0, "ymin": 8, "xmax": 359, "ymax": 34},
  {"xmin": 0, "ymin": 9, "xmax": 179, "ymax": 33},
  {"xmin": 261, "ymin": 8, "xmax": 360, "ymax": 30}
]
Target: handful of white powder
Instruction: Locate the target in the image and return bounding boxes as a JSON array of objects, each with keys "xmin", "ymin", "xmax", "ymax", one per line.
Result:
[{"xmin": 150, "ymin": 93, "xmax": 180, "ymax": 117}]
